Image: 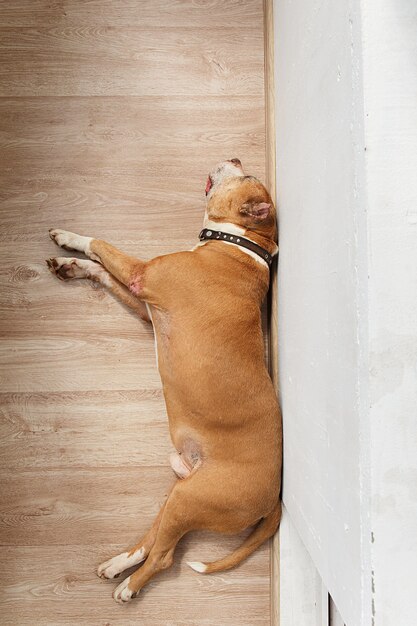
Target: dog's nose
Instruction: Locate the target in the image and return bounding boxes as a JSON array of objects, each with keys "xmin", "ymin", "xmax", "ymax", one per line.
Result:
[{"xmin": 229, "ymin": 158, "xmax": 242, "ymax": 167}]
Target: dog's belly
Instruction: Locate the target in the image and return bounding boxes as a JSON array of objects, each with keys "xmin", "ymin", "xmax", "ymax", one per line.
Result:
[
  {"xmin": 147, "ymin": 305, "xmax": 203, "ymax": 474},
  {"xmin": 147, "ymin": 303, "xmax": 278, "ymax": 485}
]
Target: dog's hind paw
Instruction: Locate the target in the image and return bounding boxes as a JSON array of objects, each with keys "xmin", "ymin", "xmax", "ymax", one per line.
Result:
[
  {"xmin": 113, "ymin": 576, "xmax": 138, "ymax": 604},
  {"xmin": 97, "ymin": 548, "xmax": 146, "ymax": 580}
]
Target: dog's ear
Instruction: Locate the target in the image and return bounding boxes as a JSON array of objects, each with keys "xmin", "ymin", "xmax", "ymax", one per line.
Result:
[{"xmin": 239, "ymin": 201, "xmax": 272, "ymax": 222}]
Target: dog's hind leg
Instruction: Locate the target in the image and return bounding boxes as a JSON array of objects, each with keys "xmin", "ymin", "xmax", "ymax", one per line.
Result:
[
  {"xmin": 46, "ymin": 257, "xmax": 150, "ymax": 321},
  {"xmin": 97, "ymin": 482, "xmax": 177, "ymax": 581},
  {"xmin": 111, "ymin": 465, "xmax": 280, "ymax": 603},
  {"xmin": 112, "ymin": 488, "xmax": 190, "ymax": 603},
  {"xmin": 111, "ymin": 469, "xmax": 227, "ymax": 603},
  {"xmin": 97, "ymin": 503, "xmax": 167, "ymax": 580}
]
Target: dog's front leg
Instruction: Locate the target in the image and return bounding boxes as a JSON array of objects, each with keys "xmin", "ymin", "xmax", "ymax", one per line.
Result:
[
  {"xmin": 49, "ymin": 229, "xmax": 145, "ymax": 292},
  {"xmin": 46, "ymin": 256, "xmax": 150, "ymax": 321}
]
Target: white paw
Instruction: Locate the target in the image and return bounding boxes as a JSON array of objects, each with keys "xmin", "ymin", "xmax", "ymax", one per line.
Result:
[
  {"xmin": 97, "ymin": 548, "xmax": 146, "ymax": 580},
  {"xmin": 97, "ymin": 557, "xmax": 123, "ymax": 580},
  {"xmin": 49, "ymin": 228, "xmax": 92, "ymax": 255},
  {"xmin": 113, "ymin": 576, "xmax": 138, "ymax": 604},
  {"xmin": 46, "ymin": 257, "xmax": 98, "ymax": 281},
  {"xmin": 46, "ymin": 257, "xmax": 83, "ymax": 280}
]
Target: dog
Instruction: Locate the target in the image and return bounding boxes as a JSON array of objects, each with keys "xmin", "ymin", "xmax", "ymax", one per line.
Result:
[{"xmin": 47, "ymin": 158, "xmax": 282, "ymax": 603}]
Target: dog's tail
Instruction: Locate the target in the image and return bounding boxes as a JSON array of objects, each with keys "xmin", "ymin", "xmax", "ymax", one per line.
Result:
[{"xmin": 186, "ymin": 501, "xmax": 281, "ymax": 574}]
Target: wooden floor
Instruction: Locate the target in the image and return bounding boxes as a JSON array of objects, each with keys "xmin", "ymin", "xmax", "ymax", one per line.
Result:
[{"xmin": 0, "ymin": 2, "xmax": 269, "ymax": 624}]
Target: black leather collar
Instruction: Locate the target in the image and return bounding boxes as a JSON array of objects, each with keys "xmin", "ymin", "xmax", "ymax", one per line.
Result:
[{"xmin": 199, "ymin": 228, "xmax": 274, "ymax": 266}]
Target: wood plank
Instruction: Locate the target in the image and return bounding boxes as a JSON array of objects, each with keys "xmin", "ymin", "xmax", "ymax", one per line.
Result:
[
  {"xmin": 0, "ymin": 467, "xmax": 173, "ymax": 545},
  {"xmin": 0, "ymin": 391, "xmax": 171, "ymax": 468},
  {"xmin": 0, "ymin": 0, "xmax": 264, "ymax": 29},
  {"xmin": 0, "ymin": 27, "xmax": 264, "ymax": 97},
  {"xmin": 0, "ymin": 544, "xmax": 270, "ymax": 626},
  {"xmin": 0, "ymin": 336, "xmax": 161, "ymax": 392},
  {"xmin": 0, "ymin": 97, "xmax": 264, "ymax": 161},
  {"xmin": 0, "ymin": 96, "xmax": 265, "ymax": 244}
]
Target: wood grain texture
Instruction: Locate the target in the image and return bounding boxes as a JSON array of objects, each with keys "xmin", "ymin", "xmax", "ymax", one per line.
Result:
[
  {"xmin": 0, "ymin": 27, "xmax": 264, "ymax": 97},
  {"xmin": 0, "ymin": 0, "xmax": 269, "ymax": 624},
  {"xmin": 0, "ymin": 543, "xmax": 270, "ymax": 626},
  {"xmin": 0, "ymin": 0, "xmax": 264, "ymax": 28}
]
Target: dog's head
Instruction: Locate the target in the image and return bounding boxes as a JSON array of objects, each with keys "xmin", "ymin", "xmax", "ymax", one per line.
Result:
[{"xmin": 204, "ymin": 159, "xmax": 277, "ymax": 242}]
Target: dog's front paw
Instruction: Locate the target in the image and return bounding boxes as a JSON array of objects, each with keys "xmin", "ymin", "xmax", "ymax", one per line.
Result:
[
  {"xmin": 113, "ymin": 576, "xmax": 138, "ymax": 604},
  {"xmin": 46, "ymin": 257, "xmax": 86, "ymax": 280},
  {"xmin": 49, "ymin": 228, "xmax": 91, "ymax": 254}
]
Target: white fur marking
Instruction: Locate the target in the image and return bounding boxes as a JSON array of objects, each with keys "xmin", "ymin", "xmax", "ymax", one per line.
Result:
[
  {"xmin": 203, "ymin": 217, "xmax": 245, "ymax": 235},
  {"xmin": 206, "ymin": 161, "xmax": 245, "ymax": 198},
  {"xmin": 187, "ymin": 561, "xmax": 207, "ymax": 573},
  {"xmin": 98, "ymin": 548, "xmax": 145, "ymax": 579},
  {"xmin": 50, "ymin": 229, "xmax": 92, "ymax": 252},
  {"xmin": 98, "ymin": 268, "xmax": 112, "ymax": 287},
  {"xmin": 113, "ymin": 575, "xmax": 135, "ymax": 603},
  {"xmin": 195, "ymin": 219, "xmax": 271, "ymax": 268},
  {"xmin": 145, "ymin": 303, "xmax": 159, "ymax": 367},
  {"xmin": 49, "ymin": 228, "xmax": 102, "ymax": 261}
]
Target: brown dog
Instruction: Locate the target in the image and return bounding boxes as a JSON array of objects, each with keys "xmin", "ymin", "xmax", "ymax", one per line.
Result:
[{"xmin": 47, "ymin": 159, "xmax": 282, "ymax": 603}]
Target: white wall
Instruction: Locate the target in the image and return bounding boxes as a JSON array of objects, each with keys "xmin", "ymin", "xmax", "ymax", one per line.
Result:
[
  {"xmin": 274, "ymin": 0, "xmax": 417, "ymax": 624},
  {"xmin": 363, "ymin": 1, "xmax": 417, "ymax": 624},
  {"xmin": 274, "ymin": 0, "xmax": 367, "ymax": 623}
]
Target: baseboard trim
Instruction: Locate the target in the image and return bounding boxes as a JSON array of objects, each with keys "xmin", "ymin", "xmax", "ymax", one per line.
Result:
[{"xmin": 263, "ymin": 1, "xmax": 279, "ymax": 625}]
